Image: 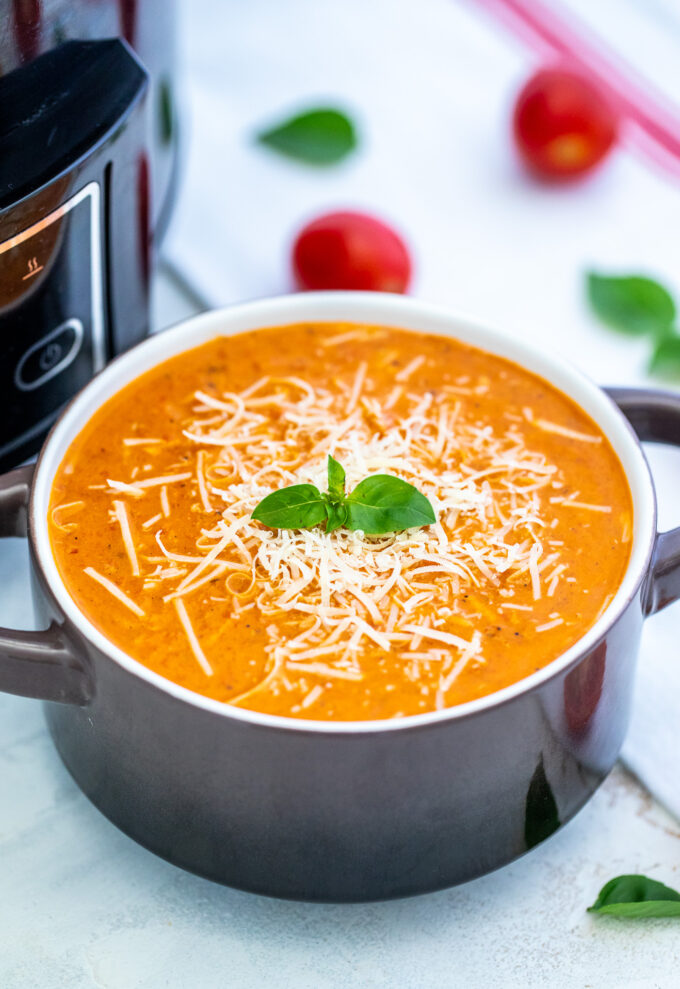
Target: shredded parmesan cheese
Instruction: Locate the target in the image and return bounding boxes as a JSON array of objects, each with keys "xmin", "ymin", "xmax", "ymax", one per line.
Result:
[
  {"xmin": 395, "ymin": 355, "xmax": 426, "ymax": 382},
  {"xmin": 346, "ymin": 361, "xmax": 367, "ymax": 414},
  {"xmin": 535, "ymin": 617, "xmax": 565, "ymax": 632},
  {"xmin": 137, "ymin": 370, "xmax": 573, "ymax": 698},
  {"xmin": 196, "ymin": 451, "xmax": 212, "ymax": 511},
  {"xmin": 300, "ymin": 684, "xmax": 324, "ymax": 708},
  {"xmin": 66, "ymin": 346, "xmax": 622, "ymax": 715},
  {"xmin": 84, "ymin": 567, "xmax": 144, "ymax": 616},
  {"xmin": 533, "ymin": 419, "xmax": 602, "ymax": 443},
  {"xmin": 173, "ymin": 598, "xmax": 213, "ymax": 676},
  {"xmin": 160, "ymin": 485, "xmax": 171, "ymax": 517},
  {"xmin": 112, "ymin": 500, "xmax": 139, "ymax": 576},
  {"xmin": 563, "ymin": 501, "xmax": 612, "ymax": 513}
]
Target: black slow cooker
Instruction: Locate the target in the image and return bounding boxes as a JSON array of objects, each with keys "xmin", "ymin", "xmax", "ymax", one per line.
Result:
[{"xmin": 0, "ymin": 0, "xmax": 180, "ymax": 471}]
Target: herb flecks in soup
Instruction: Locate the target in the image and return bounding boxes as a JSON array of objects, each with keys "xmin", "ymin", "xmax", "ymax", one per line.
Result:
[{"xmin": 49, "ymin": 323, "xmax": 632, "ymax": 721}]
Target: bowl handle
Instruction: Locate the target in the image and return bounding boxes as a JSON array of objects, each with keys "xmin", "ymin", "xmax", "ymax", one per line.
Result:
[
  {"xmin": 0, "ymin": 465, "xmax": 92, "ymax": 705},
  {"xmin": 606, "ymin": 386, "xmax": 680, "ymax": 615}
]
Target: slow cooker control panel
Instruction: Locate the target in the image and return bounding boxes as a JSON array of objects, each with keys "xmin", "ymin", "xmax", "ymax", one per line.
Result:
[
  {"xmin": 0, "ymin": 39, "xmax": 150, "ymax": 471},
  {"xmin": 0, "ymin": 182, "xmax": 105, "ymax": 471}
]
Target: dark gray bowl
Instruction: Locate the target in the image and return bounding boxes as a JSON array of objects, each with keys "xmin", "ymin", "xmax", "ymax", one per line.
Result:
[{"xmin": 1, "ymin": 294, "xmax": 678, "ymax": 901}]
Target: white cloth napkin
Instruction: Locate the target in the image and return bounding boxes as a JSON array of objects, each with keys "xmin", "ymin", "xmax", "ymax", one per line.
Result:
[{"xmin": 164, "ymin": 0, "xmax": 680, "ymax": 818}]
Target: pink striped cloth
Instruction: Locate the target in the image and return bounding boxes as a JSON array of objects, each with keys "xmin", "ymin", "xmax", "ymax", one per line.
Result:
[{"xmin": 475, "ymin": 0, "xmax": 680, "ymax": 179}]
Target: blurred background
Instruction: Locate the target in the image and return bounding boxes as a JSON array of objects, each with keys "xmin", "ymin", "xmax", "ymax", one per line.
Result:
[{"xmin": 165, "ymin": 0, "xmax": 680, "ymax": 387}]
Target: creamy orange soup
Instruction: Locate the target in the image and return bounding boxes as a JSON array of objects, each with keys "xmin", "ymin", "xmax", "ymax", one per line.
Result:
[{"xmin": 49, "ymin": 322, "xmax": 632, "ymax": 720}]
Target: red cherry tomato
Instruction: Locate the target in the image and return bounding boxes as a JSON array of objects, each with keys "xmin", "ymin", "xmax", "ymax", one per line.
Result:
[
  {"xmin": 513, "ymin": 66, "xmax": 618, "ymax": 180},
  {"xmin": 292, "ymin": 211, "xmax": 412, "ymax": 293}
]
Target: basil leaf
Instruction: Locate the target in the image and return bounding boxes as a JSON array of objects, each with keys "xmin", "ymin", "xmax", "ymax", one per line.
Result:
[
  {"xmin": 588, "ymin": 875, "xmax": 680, "ymax": 918},
  {"xmin": 324, "ymin": 500, "xmax": 347, "ymax": 534},
  {"xmin": 252, "ymin": 465, "xmax": 434, "ymax": 535},
  {"xmin": 587, "ymin": 272, "xmax": 676, "ymax": 337},
  {"xmin": 346, "ymin": 475, "xmax": 436, "ymax": 534},
  {"xmin": 650, "ymin": 335, "xmax": 680, "ymax": 378},
  {"xmin": 524, "ymin": 757, "xmax": 560, "ymax": 851},
  {"xmin": 327, "ymin": 455, "xmax": 346, "ymax": 497},
  {"xmin": 252, "ymin": 484, "xmax": 326, "ymax": 529},
  {"xmin": 256, "ymin": 108, "xmax": 357, "ymax": 165}
]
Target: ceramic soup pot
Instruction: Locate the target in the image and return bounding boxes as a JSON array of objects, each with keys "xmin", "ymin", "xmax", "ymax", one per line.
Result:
[{"xmin": 1, "ymin": 293, "xmax": 679, "ymax": 901}]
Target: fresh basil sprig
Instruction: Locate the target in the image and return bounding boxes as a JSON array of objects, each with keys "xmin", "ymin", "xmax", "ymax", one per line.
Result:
[
  {"xmin": 588, "ymin": 874, "xmax": 680, "ymax": 918},
  {"xmin": 586, "ymin": 271, "xmax": 680, "ymax": 378},
  {"xmin": 252, "ymin": 455, "xmax": 436, "ymax": 535},
  {"xmin": 255, "ymin": 107, "xmax": 357, "ymax": 165}
]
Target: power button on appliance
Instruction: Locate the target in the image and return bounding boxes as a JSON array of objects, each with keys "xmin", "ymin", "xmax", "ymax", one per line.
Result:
[{"xmin": 14, "ymin": 318, "xmax": 84, "ymax": 392}]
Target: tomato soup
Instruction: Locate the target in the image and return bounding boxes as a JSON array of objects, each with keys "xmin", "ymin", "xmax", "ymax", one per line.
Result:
[{"xmin": 48, "ymin": 323, "xmax": 632, "ymax": 720}]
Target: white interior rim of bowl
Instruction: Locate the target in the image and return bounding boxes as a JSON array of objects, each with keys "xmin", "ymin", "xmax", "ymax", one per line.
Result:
[{"xmin": 31, "ymin": 292, "xmax": 657, "ymax": 733}]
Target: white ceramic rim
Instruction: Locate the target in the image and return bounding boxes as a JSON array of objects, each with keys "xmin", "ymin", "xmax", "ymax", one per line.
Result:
[{"xmin": 31, "ymin": 292, "xmax": 656, "ymax": 734}]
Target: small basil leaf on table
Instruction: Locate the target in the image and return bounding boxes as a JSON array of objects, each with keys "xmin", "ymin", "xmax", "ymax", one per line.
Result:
[
  {"xmin": 327, "ymin": 454, "xmax": 346, "ymax": 497},
  {"xmin": 588, "ymin": 875, "xmax": 680, "ymax": 918},
  {"xmin": 252, "ymin": 484, "xmax": 326, "ymax": 529},
  {"xmin": 587, "ymin": 272, "xmax": 676, "ymax": 337},
  {"xmin": 256, "ymin": 108, "xmax": 357, "ymax": 165},
  {"xmin": 345, "ymin": 475, "xmax": 436, "ymax": 535},
  {"xmin": 324, "ymin": 500, "xmax": 347, "ymax": 534},
  {"xmin": 650, "ymin": 336, "xmax": 680, "ymax": 378}
]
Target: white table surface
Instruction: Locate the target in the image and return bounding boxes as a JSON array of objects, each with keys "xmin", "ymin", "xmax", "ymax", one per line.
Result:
[{"xmin": 2, "ymin": 271, "xmax": 680, "ymax": 989}]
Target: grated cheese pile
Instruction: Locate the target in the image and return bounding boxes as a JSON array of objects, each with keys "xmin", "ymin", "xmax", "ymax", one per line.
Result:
[{"xmin": 86, "ymin": 351, "xmax": 608, "ymax": 713}]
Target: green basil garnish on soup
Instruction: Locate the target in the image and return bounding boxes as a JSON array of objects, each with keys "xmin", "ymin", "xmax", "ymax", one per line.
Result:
[{"xmin": 252, "ymin": 455, "xmax": 436, "ymax": 535}]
